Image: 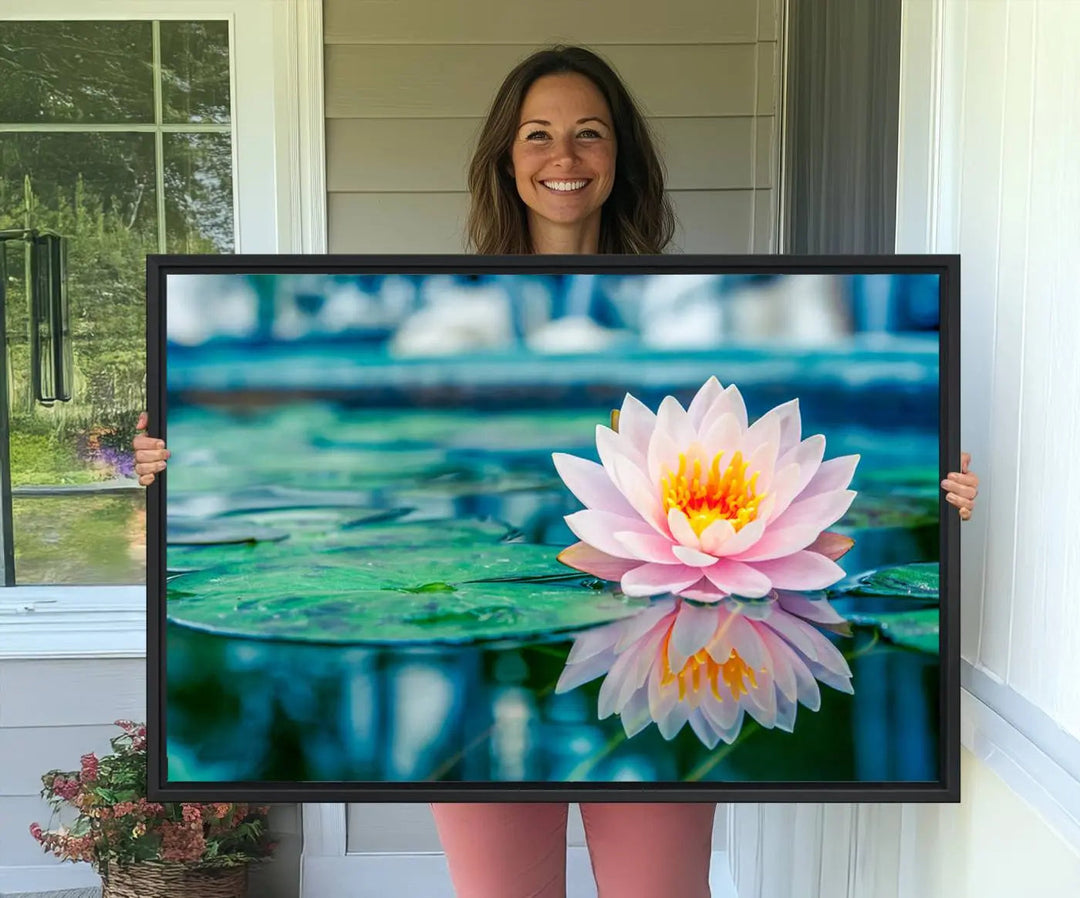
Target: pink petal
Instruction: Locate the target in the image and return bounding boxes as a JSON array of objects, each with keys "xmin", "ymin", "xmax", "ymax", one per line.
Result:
[
  {"xmin": 614, "ymin": 530, "xmax": 677, "ymax": 564},
  {"xmin": 759, "ymin": 627, "xmax": 798, "ymax": 702},
  {"xmin": 668, "ymin": 507, "xmax": 703, "ymax": 549},
  {"xmin": 612, "ymin": 454, "xmax": 672, "ymax": 538},
  {"xmin": 687, "ymin": 376, "xmax": 724, "ymax": 429},
  {"xmin": 800, "ymin": 454, "xmax": 860, "ymax": 500},
  {"xmin": 761, "ymin": 462, "xmax": 803, "ymax": 523},
  {"xmin": 672, "ymin": 544, "xmax": 718, "ymax": 567},
  {"xmin": 689, "ymin": 710, "xmax": 725, "ymax": 749},
  {"xmin": 558, "ymin": 542, "xmax": 639, "ymax": 581},
  {"xmin": 616, "ymin": 393, "xmax": 658, "ymax": 457},
  {"xmin": 564, "ymin": 510, "xmax": 653, "ymax": 559},
  {"xmin": 699, "ymin": 518, "xmax": 735, "ymax": 555},
  {"xmin": 595, "ymin": 424, "xmax": 646, "ymax": 489},
  {"xmin": 621, "ymin": 563, "xmax": 704, "ymax": 597},
  {"xmin": 677, "ymin": 583, "xmax": 728, "ymax": 603},
  {"xmin": 750, "ymin": 550, "xmax": 846, "ymax": 590},
  {"xmin": 656, "ymin": 395, "xmax": 697, "ymax": 448},
  {"xmin": 779, "ymin": 488, "xmax": 856, "ymax": 532},
  {"xmin": 759, "ymin": 610, "xmax": 821, "ymax": 661},
  {"xmin": 710, "ymin": 516, "xmax": 767, "ymax": 557},
  {"xmin": 741, "ymin": 406, "xmax": 782, "ymax": 462},
  {"xmin": 647, "ymin": 421, "xmax": 684, "ymax": 486},
  {"xmin": 731, "ymin": 491, "xmax": 856, "ymax": 562},
  {"xmin": 770, "ymin": 435, "xmax": 827, "ymax": 518},
  {"xmin": 775, "ymin": 592, "xmax": 847, "ymax": 625},
  {"xmin": 700, "ymin": 413, "xmax": 743, "ymax": 461},
  {"xmin": 700, "ymin": 384, "xmax": 749, "ymax": 434},
  {"xmin": 613, "ymin": 599, "xmax": 677, "ymax": 652},
  {"xmin": 772, "ymin": 398, "xmax": 803, "ymax": 458},
  {"xmin": 703, "ymin": 559, "xmax": 773, "ymax": 597},
  {"xmin": 551, "ymin": 452, "xmax": 636, "ymax": 517},
  {"xmin": 556, "ymin": 647, "xmax": 616, "ymax": 692},
  {"xmin": 806, "ymin": 530, "xmax": 854, "ymax": 560},
  {"xmin": 668, "ymin": 602, "xmax": 722, "ymax": 673},
  {"xmin": 566, "ymin": 623, "xmax": 619, "ymax": 663},
  {"xmin": 729, "ymin": 522, "xmax": 823, "ymax": 562}
]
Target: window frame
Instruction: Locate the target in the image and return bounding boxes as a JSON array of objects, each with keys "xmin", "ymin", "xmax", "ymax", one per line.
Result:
[{"xmin": 0, "ymin": 0, "xmax": 326, "ymax": 657}]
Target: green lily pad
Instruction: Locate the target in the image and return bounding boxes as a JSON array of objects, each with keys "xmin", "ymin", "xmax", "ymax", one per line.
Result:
[
  {"xmin": 830, "ymin": 562, "xmax": 939, "ymax": 599},
  {"xmin": 845, "ymin": 609, "xmax": 939, "ymax": 654},
  {"xmin": 166, "ymin": 549, "xmax": 647, "ymax": 644},
  {"xmin": 837, "ymin": 492, "xmax": 937, "ymax": 529},
  {"xmin": 165, "ymin": 516, "xmax": 524, "ymax": 574},
  {"xmin": 167, "ymin": 519, "xmax": 289, "ymax": 546}
]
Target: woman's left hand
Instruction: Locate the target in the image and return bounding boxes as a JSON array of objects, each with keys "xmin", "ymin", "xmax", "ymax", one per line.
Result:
[{"xmin": 941, "ymin": 452, "xmax": 979, "ymax": 521}]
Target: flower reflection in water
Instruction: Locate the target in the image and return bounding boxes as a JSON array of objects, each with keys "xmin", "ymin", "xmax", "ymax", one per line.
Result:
[{"xmin": 555, "ymin": 591, "xmax": 854, "ymax": 750}]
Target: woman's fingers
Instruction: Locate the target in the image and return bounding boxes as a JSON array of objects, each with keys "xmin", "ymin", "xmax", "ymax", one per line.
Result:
[
  {"xmin": 941, "ymin": 453, "xmax": 978, "ymax": 520},
  {"xmin": 941, "ymin": 475, "xmax": 978, "ymax": 499},
  {"xmin": 133, "ymin": 412, "xmax": 169, "ymax": 486}
]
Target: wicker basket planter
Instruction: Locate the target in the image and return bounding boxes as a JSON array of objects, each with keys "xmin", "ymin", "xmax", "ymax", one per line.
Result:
[{"xmin": 100, "ymin": 861, "xmax": 249, "ymax": 898}]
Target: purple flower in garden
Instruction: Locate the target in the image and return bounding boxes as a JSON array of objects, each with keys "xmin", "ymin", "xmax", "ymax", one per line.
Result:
[{"xmin": 552, "ymin": 377, "xmax": 860, "ymax": 601}]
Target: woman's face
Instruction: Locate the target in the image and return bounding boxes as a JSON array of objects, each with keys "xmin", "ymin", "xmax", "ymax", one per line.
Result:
[{"xmin": 509, "ymin": 72, "xmax": 617, "ymax": 235}]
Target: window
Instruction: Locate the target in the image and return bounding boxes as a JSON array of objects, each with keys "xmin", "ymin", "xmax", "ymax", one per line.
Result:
[{"xmin": 0, "ymin": 19, "xmax": 235, "ymax": 585}]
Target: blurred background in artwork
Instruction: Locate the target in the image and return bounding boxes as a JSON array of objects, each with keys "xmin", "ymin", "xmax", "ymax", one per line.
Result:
[{"xmin": 161, "ymin": 270, "xmax": 943, "ymax": 787}]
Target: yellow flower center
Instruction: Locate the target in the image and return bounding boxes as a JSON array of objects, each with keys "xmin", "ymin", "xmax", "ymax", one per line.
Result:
[
  {"xmin": 661, "ymin": 630, "xmax": 759, "ymax": 702},
  {"xmin": 660, "ymin": 451, "xmax": 764, "ymax": 535}
]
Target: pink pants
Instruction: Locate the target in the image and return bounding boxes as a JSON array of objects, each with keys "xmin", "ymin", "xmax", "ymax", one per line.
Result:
[{"xmin": 430, "ymin": 802, "xmax": 716, "ymax": 898}]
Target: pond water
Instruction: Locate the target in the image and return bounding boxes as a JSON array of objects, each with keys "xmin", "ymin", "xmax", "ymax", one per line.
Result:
[{"xmin": 164, "ymin": 354, "xmax": 941, "ymax": 786}]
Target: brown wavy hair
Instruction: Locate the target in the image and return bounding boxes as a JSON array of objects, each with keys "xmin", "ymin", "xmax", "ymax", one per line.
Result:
[{"xmin": 465, "ymin": 45, "xmax": 676, "ymax": 255}]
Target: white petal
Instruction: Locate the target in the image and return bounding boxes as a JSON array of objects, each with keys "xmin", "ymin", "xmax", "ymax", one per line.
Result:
[
  {"xmin": 668, "ymin": 507, "xmax": 703, "ymax": 549},
  {"xmin": 655, "ymin": 395, "xmax": 697, "ymax": 449},
  {"xmin": 771, "ymin": 435, "xmax": 827, "ymax": 519},
  {"xmin": 613, "ymin": 599, "xmax": 677, "ymax": 652},
  {"xmin": 673, "ymin": 544, "xmax": 719, "ymax": 567},
  {"xmin": 616, "ymin": 393, "xmax": 658, "ymax": 456},
  {"xmin": 687, "ymin": 376, "xmax": 725, "ymax": 430},
  {"xmin": 556, "ymin": 647, "xmax": 616, "ymax": 693},
  {"xmin": 615, "ymin": 530, "xmax": 678, "ymax": 563},
  {"xmin": 801, "ymin": 454, "xmax": 861, "ymax": 499},
  {"xmin": 668, "ymin": 602, "xmax": 721, "ymax": 673},
  {"xmin": 551, "ymin": 452, "xmax": 636, "ymax": 517}
]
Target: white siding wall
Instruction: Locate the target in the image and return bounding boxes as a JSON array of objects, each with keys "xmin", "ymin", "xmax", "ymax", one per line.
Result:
[
  {"xmin": 323, "ymin": 0, "xmax": 782, "ymax": 254},
  {"xmin": 0, "ymin": 659, "xmax": 301, "ymax": 898},
  {"xmin": 321, "ymin": 0, "xmax": 782, "ymax": 866},
  {"xmin": 729, "ymin": 0, "xmax": 1080, "ymax": 895}
]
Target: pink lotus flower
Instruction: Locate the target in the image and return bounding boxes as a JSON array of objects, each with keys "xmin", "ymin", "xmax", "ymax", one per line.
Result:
[
  {"xmin": 555, "ymin": 592, "xmax": 854, "ymax": 748},
  {"xmin": 553, "ymin": 377, "xmax": 859, "ymax": 600}
]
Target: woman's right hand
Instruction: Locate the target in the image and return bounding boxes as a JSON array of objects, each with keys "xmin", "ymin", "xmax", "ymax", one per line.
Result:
[{"xmin": 133, "ymin": 411, "xmax": 170, "ymax": 487}]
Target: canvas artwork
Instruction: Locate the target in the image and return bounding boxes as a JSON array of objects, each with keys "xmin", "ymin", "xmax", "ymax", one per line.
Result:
[{"xmin": 148, "ymin": 257, "xmax": 959, "ymax": 802}]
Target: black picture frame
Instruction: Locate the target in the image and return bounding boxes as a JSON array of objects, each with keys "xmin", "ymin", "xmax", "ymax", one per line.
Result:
[{"xmin": 146, "ymin": 253, "xmax": 961, "ymax": 804}]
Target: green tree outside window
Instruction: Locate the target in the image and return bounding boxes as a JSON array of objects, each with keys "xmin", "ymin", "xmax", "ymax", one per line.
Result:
[{"xmin": 0, "ymin": 20, "xmax": 234, "ymax": 584}]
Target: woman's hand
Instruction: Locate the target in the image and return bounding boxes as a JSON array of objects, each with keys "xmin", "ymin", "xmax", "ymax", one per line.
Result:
[
  {"xmin": 133, "ymin": 411, "xmax": 170, "ymax": 487},
  {"xmin": 941, "ymin": 451, "xmax": 979, "ymax": 520}
]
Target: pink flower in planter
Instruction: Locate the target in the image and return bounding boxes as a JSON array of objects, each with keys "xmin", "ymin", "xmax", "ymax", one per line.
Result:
[
  {"xmin": 555, "ymin": 591, "xmax": 854, "ymax": 748},
  {"xmin": 553, "ymin": 377, "xmax": 859, "ymax": 600}
]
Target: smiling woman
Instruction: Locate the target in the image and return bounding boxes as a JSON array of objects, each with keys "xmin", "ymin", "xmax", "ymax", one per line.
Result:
[{"xmin": 465, "ymin": 45, "xmax": 675, "ymax": 256}]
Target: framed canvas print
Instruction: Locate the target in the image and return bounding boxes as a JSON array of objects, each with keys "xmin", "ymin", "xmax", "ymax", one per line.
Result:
[{"xmin": 146, "ymin": 254, "xmax": 960, "ymax": 803}]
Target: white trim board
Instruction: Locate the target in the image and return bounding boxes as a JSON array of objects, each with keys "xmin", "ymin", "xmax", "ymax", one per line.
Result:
[
  {"xmin": 961, "ymin": 678, "xmax": 1080, "ymax": 853},
  {"xmin": 301, "ymin": 848, "xmax": 737, "ymax": 898},
  {"xmin": 0, "ymin": 850, "xmax": 737, "ymax": 898}
]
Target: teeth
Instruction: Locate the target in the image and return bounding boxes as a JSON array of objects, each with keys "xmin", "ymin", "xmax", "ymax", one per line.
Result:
[{"xmin": 543, "ymin": 180, "xmax": 588, "ymax": 192}]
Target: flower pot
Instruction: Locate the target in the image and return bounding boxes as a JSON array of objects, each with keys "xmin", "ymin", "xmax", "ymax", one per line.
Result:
[{"xmin": 100, "ymin": 861, "xmax": 248, "ymax": 898}]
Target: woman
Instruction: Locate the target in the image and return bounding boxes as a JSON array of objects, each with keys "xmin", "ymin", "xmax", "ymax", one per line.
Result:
[{"xmin": 134, "ymin": 46, "xmax": 979, "ymax": 898}]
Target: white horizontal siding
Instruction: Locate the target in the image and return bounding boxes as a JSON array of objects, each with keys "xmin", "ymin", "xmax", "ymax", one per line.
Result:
[
  {"xmin": 326, "ymin": 117, "xmax": 775, "ymax": 192},
  {"xmin": 323, "ymin": 0, "xmax": 767, "ymax": 45},
  {"xmin": 325, "ymin": 44, "xmax": 770, "ymax": 119}
]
